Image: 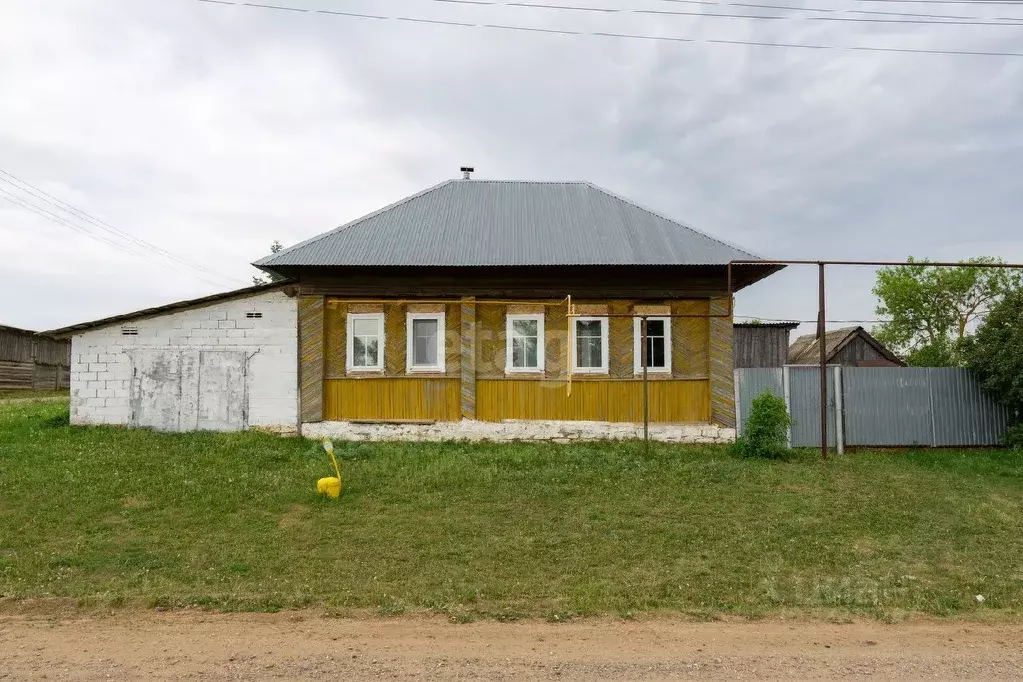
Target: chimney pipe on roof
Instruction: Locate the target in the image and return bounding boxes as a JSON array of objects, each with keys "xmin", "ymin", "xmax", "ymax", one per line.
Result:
[{"xmin": 460, "ymin": 166, "xmax": 474, "ymax": 180}]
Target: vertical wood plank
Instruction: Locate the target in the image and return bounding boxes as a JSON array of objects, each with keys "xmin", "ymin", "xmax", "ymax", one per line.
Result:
[{"xmin": 298, "ymin": 295, "xmax": 325, "ymax": 423}]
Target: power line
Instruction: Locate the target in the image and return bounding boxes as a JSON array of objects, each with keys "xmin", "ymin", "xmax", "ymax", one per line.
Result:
[
  {"xmin": 427, "ymin": 0, "xmax": 1023, "ymax": 26},
  {"xmin": 0, "ymin": 169, "xmax": 246, "ymax": 287},
  {"xmin": 193, "ymin": 0, "xmax": 1023, "ymax": 56},
  {"xmin": 0, "ymin": 187, "xmax": 232, "ymax": 288},
  {"xmin": 658, "ymin": 0, "xmax": 1023, "ymax": 22},
  {"xmin": 735, "ymin": 316, "xmax": 892, "ymax": 324},
  {"xmin": 857, "ymin": 0, "xmax": 1023, "ymax": 5}
]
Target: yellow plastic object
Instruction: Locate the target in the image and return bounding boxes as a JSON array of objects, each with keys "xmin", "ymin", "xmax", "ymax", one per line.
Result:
[
  {"xmin": 317, "ymin": 476, "xmax": 341, "ymax": 498},
  {"xmin": 316, "ymin": 439, "xmax": 343, "ymax": 499}
]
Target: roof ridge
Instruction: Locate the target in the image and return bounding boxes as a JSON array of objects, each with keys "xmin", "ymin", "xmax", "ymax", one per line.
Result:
[
  {"xmin": 252, "ymin": 179, "xmax": 456, "ymax": 267},
  {"xmin": 580, "ymin": 182, "xmax": 763, "ymax": 261}
]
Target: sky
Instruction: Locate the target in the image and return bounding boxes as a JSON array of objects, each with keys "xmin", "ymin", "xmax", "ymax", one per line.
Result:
[{"xmin": 2, "ymin": 0, "xmax": 1022, "ymax": 335}]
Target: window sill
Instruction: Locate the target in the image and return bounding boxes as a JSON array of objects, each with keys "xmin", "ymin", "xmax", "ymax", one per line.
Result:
[
  {"xmin": 346, "ymin": 368, "xmax": 385, "ymax": 375},
  {"xmin": 505, "ymin": 369, "xmax": 545, "ymax": 375},
  {"xmin": 407, "ymin": 366, "xmax": 446, "ymax": 374}
]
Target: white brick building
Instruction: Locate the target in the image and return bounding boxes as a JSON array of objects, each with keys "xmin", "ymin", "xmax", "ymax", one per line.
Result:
[{"xmin": 54, "ymin": 284, "xmax": 297, "ymax": 433}]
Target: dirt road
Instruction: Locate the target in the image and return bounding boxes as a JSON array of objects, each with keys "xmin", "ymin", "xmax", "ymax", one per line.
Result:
[{"xmin": 2, "ymin": 611, "xmax": 1022, "ymax": 680}]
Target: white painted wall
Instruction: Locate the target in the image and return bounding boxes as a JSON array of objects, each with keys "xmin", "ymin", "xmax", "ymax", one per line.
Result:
[{"xmin": 69, "ymin": 289, "xmax": 297, "ymax": 432}]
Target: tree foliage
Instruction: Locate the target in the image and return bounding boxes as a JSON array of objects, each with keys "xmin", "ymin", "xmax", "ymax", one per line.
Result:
[
  {"xmin": 252, "ymin": 240, "xmax": 284, "ymax": 286},
  {"xmin": 872, "ymin": 257, "xmax": 1020, "ymax": 367},
  {"xmin": 963, "ymin": 287, "xmax": 1023, "ymax": 447}
]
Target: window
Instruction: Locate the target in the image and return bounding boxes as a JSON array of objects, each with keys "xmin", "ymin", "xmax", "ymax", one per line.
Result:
[
  {"xmin": 571, "ymin": 317, "xmax": 608, "ymax": 374},
  {"xmin": 633, "ymin": 317, "xmax": 672, "ymax": 374},
  {"xmin": 406, "ymin": 312, "xmax": 445, "ymax": 372},
  {"xmin": 506, "ymin": 314, "xmax": 545, "ymax": 373},
  {"xmin": 346, "ymin": 313, "xmax": 384, "ymax": 372}
]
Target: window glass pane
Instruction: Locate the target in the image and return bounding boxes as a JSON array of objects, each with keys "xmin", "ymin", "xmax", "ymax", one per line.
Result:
[
  {"xmin": 575, "ymin": 320, "xmax": 603, "ymax": 368},
  {"xmin": 352, "ymin": 318, "xmax": 379, "ymax": 337},
  {"xmin": 645, "ymin": 320, "xmax": 665, "ymax": 337},
  {"xmin": 577, "ymin": 320, "xmax": 601, "ymax": 338},
  {"xmin": 412, "ymin": 319, "xmax": 438, "ymax": 366},
  {"xmin": 647, "ymin": 337, "xmax": 665, "ymax": 368},
  {"xmin": 365, "ymin": 338, "xmax": 379, "ymax": 366},
  {"xmin": 512, "ymin": 319, "xmax": 537, "ymax": 337},
  {"xmin": 353, "ymin": 336, "xmax": 366, "ymax": 366},
  {"xmin": 577, "ymin": 336, "xmax": 602, "ymax": 368},
  {"xmin": 512, "ymin": 336, "xmax": 539, "ymax": 368}
]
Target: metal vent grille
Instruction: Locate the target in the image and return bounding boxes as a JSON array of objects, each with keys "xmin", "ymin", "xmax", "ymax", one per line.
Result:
[
  {"xmin": 246, "ymin": 312, "xmax": 263, "ymax": 319},
  {"xmin": 121, "ymin": 327, "xmax": 139, "ymax": 336}
]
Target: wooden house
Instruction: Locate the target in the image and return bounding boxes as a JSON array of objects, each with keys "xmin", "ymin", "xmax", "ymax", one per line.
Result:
[
  {"xmin": 50, "ymin": 176, "xmax": 782, "ymax": 442},
  {"xmin": 0, "ymin": 324, "xmax": 70, "ymax": 390},
  {"xmin": 788, "ymin": 326, "xmax": 905, "ymax": 367},
  {"xmin": 733, "ymin": 322, "xmax": 800, "ymax": 368}
]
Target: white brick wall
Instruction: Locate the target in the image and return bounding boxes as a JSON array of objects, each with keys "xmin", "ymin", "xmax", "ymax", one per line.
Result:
[{"xmin": 70, "ymin": 289, "xmax": 298, "ymax": 431}]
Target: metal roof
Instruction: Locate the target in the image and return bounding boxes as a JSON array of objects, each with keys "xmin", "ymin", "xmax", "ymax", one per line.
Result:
[
  {"xmin": 255, "ymin": 180, "xmax": 761, "ymax": 269},
  {"xmin": 43, "ymin": 281, "xmax": 293, "ymax": 338}
]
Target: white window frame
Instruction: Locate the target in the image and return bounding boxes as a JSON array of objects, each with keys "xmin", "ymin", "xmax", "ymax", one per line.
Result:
[
  {"xmin": 633, "ymin": 316, "xmax": 672, "ymax": 374},
  {"xmin": 346, "ymin": 312, "xmax": 385, "ymax": 372},
  {"xmin": 505, "ymin": 313, "xmax": 545, "ymax": 373},
  {"xmin": 571, "ymin": 316, "xmax": 609, "ymax": 374},
  {"xmin": 406, "ymin": 312, "xmax": 446, "ymax": 373}
]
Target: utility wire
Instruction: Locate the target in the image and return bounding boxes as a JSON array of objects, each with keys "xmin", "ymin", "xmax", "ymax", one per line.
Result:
[
  {"xmin": 194, "ymin": 0, "xmax": 1023, "ymax": 56},
  {"xmin": 0, "ymin": 187, "xmax": 232, "ymax": 288},
  {"xmin": 0, "ymin": 169, "xmax": 246, "ymax": 287},
  {"xmin": 428, "ymin": 0, "xmax": 1023, "ymax": 26},
  {"xmin": 857, "ymin": 0, "xmax": 1023, "ymax": 5},
  {"xmin": 658, "ymin": 0, "xmax": 1023, "ymax": 22}
]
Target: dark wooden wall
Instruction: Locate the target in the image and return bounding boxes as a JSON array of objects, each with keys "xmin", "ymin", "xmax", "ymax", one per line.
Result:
[
  {"xmin": 832, "ymin": 338, "xmax": 900, "ymax": 367},
  {"xmin": 733, "ymin": 325, "xmax": 794, "ymax": 368},
  {"xmin": 0, "ymin": 326, "xmax": 71, "ymax": 390}
]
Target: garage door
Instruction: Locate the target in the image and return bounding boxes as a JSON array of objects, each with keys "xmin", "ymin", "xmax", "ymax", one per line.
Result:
[{"xmin": 130, "ymin": 350, "xmax": 248, "ymax": 431}]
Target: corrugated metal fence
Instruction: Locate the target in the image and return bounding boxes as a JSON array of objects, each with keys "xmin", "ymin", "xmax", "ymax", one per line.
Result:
[{"xmin": 736, "ymin": 366, "xmax": 1011, "ymax": 447}]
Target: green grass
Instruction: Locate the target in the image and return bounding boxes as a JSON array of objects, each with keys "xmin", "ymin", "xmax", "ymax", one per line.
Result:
[{"xmin": 2, "ymin": 400, "xmax": 1022, "ymax": 620}]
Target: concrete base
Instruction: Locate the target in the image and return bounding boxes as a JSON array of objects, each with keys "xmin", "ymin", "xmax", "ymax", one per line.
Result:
[{"xmin": 301, "ymin": 420, "xmax": 735, "ymax": 444}]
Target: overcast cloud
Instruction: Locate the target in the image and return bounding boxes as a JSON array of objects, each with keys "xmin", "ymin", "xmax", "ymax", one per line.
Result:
[{"xmin": 2, "ymin": 0, "xmax": 1022, "ymax": 334}]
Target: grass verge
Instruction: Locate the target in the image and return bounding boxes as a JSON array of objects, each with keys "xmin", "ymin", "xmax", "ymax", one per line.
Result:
[{"xmin": 1, "ymin": 400, "xmax": 1022, "ymax": 620}]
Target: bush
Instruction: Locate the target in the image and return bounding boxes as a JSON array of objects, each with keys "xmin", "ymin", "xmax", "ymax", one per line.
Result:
[
  {"xmin": 1004, "ymin": 424, "xmax": 1023, "ymax": 451},
  {"xmin": 731, "ymin": 390, "xmax": 791, "ymax": 459}
]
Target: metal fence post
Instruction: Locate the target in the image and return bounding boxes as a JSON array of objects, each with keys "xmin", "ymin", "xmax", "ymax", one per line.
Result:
[{"xmin": 834, "ymin": 365, "xmax": 844, "ymax": 455}]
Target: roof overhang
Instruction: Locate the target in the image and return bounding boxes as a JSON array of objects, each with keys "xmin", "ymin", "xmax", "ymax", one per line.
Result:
[{"xmin": 43, "ymin": 281, "xmax": 295, "ymax": 339}]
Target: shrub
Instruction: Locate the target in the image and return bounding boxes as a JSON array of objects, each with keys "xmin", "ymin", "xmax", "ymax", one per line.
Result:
[
  {"xmin": 731, "ymin": 390, "xmax": 791, "ymax": 459},
  {"xmin": 1004, "ymin": 424, "xmax": 1023, "ymax": 451}
]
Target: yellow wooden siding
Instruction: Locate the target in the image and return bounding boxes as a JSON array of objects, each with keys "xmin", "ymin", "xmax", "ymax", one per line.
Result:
[
  {"xmin": 608, "ymin": 300, "xmax": 633, "ymax": 379},
  {"xmin": 315, "ymin": 297, "xmax": 714, "ymax": 424},
  {"xmin": 324, "ymin": 301, "xmax": 346, "ymax": 378},
  {"xmin": 672, "ymin": 299, "xmax": 710, "ymax": 378},
  {"xmin": 477, "ymin": 379, "xmax": 710, "ymax": 422},
  {"xmin": 323, "ymin": 378, "xmax": 461, "ymax": 421}
]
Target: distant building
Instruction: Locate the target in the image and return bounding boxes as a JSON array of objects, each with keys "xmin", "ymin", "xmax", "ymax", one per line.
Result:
[
  {"xmin": 733, "ymin": 322, "xmax": 800, "ymax": 368},
  {"xmin": 0, "ymin": 324, "xmax": 71, "ymax": 390},
  {"xmin": 788, "ymin": 326, "xmax": 905, "ymax": 367}
]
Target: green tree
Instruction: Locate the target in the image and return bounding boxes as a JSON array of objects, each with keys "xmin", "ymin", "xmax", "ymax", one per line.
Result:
[
  {"xmin": 963, "ymin": 287, "xmax": 1023, "ymax": 447},
  {"xmin": 252, "ymin": 240, "xmax": 284, "ymax": 286},
  {"xmin": 872, "ymin": 257, "xmax": 1020, "ymax": 367}
]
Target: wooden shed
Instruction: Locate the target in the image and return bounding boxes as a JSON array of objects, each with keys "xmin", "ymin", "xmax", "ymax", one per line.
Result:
[
  {"xmin": 733, "ymin": 322, "xmax": 800, "ymax": 368},
  {"xmin": 788, "ymin": 326, "xmax": 905, "ymax": 367},
  {"xmin": 0, "ymin": 325, "xmax": 71, "ymax": 390}
]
